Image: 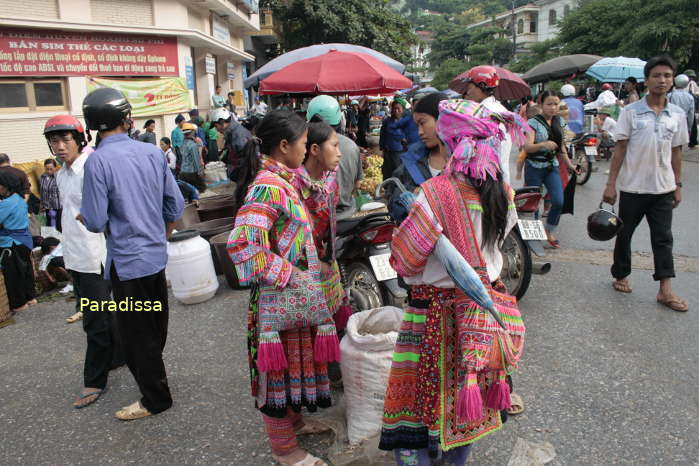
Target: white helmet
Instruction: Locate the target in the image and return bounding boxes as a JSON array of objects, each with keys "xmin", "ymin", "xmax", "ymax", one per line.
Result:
[
  {"xmin": 560, "ymin": 84, "xmax": 576, "ymax": 97},
  {"xmin": 674, "ymin": 74, "xmax": 690, "ymax": 89},
  {"xmin": 211, "ymin": 107, "xmax": 232, "ymax": 123}
]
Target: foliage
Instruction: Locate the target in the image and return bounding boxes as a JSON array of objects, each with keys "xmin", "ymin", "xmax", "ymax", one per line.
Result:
[
  {"xmin": 430, "ymin": 58, "xmax": 468, "ymax": 89},
  {"xmin": 270, "ymin": 0, "xmax": 416, "ymax": 64},
  {"xmin": 509, "ymin": 39, "xmax": 561, "ymax": 73},
  {"xmin": 557, "ymin": 0, "xmax": 699, "ymax": 69}
]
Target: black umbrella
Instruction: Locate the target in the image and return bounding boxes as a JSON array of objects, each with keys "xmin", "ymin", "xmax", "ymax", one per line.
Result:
[{"xmin": 522, "ymin": 54, "xmax": 604, "ymax": 84}]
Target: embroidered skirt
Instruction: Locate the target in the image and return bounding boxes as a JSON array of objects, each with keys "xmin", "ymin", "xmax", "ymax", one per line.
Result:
[
  {"xmin": 247, "ymin": 285, "xmax": 332, "ymax": 418},
  {"xmin": 379, "ymin": 285, "xmax": 502, "ymax": 455}
]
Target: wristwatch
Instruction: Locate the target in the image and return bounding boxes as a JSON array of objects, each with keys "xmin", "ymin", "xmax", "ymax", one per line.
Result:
[{"xmin": 676, "ymin": 182, "xmax": 683, "ymax": 188}]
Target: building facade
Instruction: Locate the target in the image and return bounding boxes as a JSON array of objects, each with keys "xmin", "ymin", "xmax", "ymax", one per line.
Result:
[{"xmin": 0, "ymin": 0, "xmax": 260, "ymax": 166}]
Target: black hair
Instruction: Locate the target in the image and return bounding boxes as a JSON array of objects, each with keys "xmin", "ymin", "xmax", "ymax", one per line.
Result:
[
  {"xmin": 644, "ymin": 55, "xmax": 677, "ymax": 78},
  {"xmin": 0, "ymin": 170, "xmax": 22, "ymax": 195},
  {"xmin": 44, "ymin": 130, "xmax": 88, "ymax": 152},
  {"xmin": 413, "ymin": 92, "xmax": 447, "ymax": 119},
  {"xmin": 241, "ymin": 115, "xmax": 260, "ymax": 133},
  {"xmin": 44, "ymin": 158, "xmax": 57, "ymax": 167},
  {"xmin": 160, "ymin": 137, "xmax": 171, "ymax": 146},
  {"xmin": 233, "ymin": 111, "xmax": 308, "ymax": 210},
  {"xmin": 144, "ymin": 119, "xmax": 155, "ymax": 128},
  {"xmin": 0, "ymin": 153, "xmax": 8, "ymax": 165},
  {"xmin": 228, "ymin": 91, "xmax": 235, "ymax": 97},
  {"xmin": 474, "ymin": 173, "xmax": 510, "ymax": 251},
  {"xmin": 41, "ymin": 237, "xmax": 60, "ymax": 255},
  {"xmin": 626, "ymin": 76, "xmax": 637, "ymax": 84},
  {"xmin": 305, "ymin": 115, "xmax": 335, "ymax": 161},
  {"xmin": 536, "ymin": 90, "xmax": 564, "ymax": 149}
]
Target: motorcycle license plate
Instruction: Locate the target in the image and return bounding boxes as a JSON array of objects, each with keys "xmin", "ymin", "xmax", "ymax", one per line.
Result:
[
  {"xmin": 584, "ymin": 146, "xmax": 597, "ymax": 156},
  {"xmin": 369, "ymin": 253, "xmax": 398, "ymax": 281},
  {"xmin": 518, "ymin": 220, "xmax": 547, "ymax": 241}
]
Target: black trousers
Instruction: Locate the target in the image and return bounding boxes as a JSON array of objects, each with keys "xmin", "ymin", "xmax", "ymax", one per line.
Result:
[
  {"xmin": 110, "ymin": 264, "xmax": 172, "ymax": 414},
  {"xmin": 71, "ymin": 270, "xmax": 116, "ymax": 389},
  {"xmin": 1, "ymin": 243, "xmax": 35, "ymax": 310},
  {"xmin": 382, "ymin": 150, "xmax": 403, "ymax": 181},
  {"xmin": 612, "ymin": 191, "xmax": 675, "ymax": 281},
  {"xmin": 690, "ymin": 116, "xmax": 697, "ymax": 147}
]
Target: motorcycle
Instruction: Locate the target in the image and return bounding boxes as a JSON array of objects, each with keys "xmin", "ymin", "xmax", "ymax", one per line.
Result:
[
  {"xmin": 569, "ymin": 133, "xmax": 597, "ymax": 185},
  {"xmin": 336, "ymin": 209, "xmax": 407, "ymax": 312},
  {"xmin": 500, "ymin": 186, "xmax": 552, "ymax": 300}
]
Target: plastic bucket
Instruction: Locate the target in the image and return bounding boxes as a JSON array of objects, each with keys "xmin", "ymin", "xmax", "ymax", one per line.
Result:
[
  {"xmin": 173, "ymin": 203, "xmax": 200, "ymax": 231},
  {"xmin": 189, "ymin": 217, "xmax": 235, "ymax": 273}
]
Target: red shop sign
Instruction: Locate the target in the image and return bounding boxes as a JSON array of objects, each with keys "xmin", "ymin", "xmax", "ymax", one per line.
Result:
[{"xmin": 0, "ymin": 28, "xmax": 179, "ymax": 77}]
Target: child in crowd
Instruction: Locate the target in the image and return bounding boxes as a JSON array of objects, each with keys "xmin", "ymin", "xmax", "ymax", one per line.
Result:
[{"xmin": 160, "ymin": 137, "xmax": 177, "ymax": 177}]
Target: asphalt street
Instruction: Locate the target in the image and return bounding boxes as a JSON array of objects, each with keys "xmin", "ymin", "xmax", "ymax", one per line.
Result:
[{"xmin": 1, "ymin": 151, "xmax": 697, "ymax": 465}]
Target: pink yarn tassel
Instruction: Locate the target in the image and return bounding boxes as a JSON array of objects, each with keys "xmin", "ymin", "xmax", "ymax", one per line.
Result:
[
  {"xmin": 333, "ymin": 305, "xmax": 353, "ymax": 333},
  {"xmin": 257, "ymin": 332, "xmax": 288, "ymax": 372},
  {"xmin": 456, "ymin": 372, "xmax": 484, "ymax": 422},
  {"xmin": 485, "ymin": 372, "xmax": 512, "ymax": 411},
  {"xmin": 314, "ymin": 324, "xmax": 341, "ymax": 363}
]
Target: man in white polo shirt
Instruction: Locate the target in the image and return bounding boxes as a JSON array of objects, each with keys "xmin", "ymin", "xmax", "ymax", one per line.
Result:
[{"xmin": 603, "ymin": 55, "xmax": 689, "ymax": 312}]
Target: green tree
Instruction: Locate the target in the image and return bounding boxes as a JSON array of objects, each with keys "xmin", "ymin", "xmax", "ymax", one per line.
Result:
[
  {"xmin": 466, "ymin": 27, "xmax": 514, "ymax": 66},
  {"xmin": 509, "ymin": 39, "xmax": 560, "ymax": 73},
  {"xmin": 431, "ymin": 58, "xmax": 468, "ymax": 89},
  {"xmin": 270, "ymin": 0, "xmax": 416, "ymax": 64}
]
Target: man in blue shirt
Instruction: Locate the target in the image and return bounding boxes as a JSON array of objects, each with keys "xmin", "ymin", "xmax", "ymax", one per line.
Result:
[
  {"xmin": 80, "ymin": 88, "xmax": 184, "ymax": 421},
  {"xmin": 379, "ymin": 98, "xmax": 419, "ymax": 181},
  {"xmin": 560, "ymin": 84, "xmax": 584, "ymax": 136}
]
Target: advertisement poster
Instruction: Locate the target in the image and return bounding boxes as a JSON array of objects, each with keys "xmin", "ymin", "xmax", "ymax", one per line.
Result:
[
  {"xmin": 0, "ymin": 28, "xmax": 179, "ymax": 77},
  {"xmin": 87, "ymin": 77, "xmax": 191, "ymax": 117}
]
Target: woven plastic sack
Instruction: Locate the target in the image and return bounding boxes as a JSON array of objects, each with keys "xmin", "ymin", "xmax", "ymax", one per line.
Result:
[{"xmin": 340, "ymin": 306, "xmax": 403, "ymax": 445}]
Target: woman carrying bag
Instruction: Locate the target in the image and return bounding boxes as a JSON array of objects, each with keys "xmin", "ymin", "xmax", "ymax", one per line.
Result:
[{"xmin": 227, "ymin": 111, "xmax": 340, "ymax": 466}]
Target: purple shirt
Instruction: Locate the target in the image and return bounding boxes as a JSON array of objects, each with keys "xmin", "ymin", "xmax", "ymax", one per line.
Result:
[{"xmin": 81, "ymin": 133, "xmax": 184, "ymax": 280}]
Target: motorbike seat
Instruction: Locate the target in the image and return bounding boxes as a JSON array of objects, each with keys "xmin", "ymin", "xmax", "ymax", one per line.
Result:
[
  {"xmin": 515, "ymin": 186, "xmax": 542, "ymax": 196},
  {"xmin": 336, "ymin": 212, "xmax": 391, "ymax": 236}
]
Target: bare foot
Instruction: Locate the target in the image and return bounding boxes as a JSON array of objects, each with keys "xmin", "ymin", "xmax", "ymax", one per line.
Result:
[
  {"xmin": 612, "ymin": 279, "xmax": 632, "ymax": 293},
  {"xmin": 272, "ymin": 449, "xmax": 326, "ymax": 466},
  {"xmin": 27, "ymin": 299, "xmax": 37, "ymax": 306},
  {"xmin": 11, "ymin": 303, "xmax": 29, "ymax": 313}
]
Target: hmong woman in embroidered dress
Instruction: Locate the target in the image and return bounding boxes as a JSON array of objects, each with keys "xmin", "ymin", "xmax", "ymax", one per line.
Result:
[
  {"xmin": 227, "ymin": 111, "xmax": 339, "ymax": 466},
  {"xmin": 292, "ymin": 116, "xmax": 354, "ymax": 333},
  {"xmin": 378, "ymin": 100, "xmax": 528, "ymax": 465}
]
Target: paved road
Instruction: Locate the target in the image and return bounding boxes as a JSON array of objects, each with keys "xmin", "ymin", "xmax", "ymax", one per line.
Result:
[{"xmin": 1, "ymin": 152, "xmax": 697, "ymax": 465}]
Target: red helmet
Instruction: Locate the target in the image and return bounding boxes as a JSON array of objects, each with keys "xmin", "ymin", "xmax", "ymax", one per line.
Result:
[
  {"xmin": 462, "ymin": 65, "xmax": 500, "ymax": 89},
  {"xmin": 43, "ymin": 115, "xmax": 85, "ymax": 136},
  {"xmin": 601, "ymin": 83, "xmax": 612, "ymax": 91}
]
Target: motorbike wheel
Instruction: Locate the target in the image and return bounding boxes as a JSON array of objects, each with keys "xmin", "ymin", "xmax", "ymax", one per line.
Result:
[
  {"xmin": 574, "ymin": 148, "xmax": 592, "ymax": 185},
  {"xmin": 500, "ymin": 228, "xmax": 532, "ymax": 301},
  {"xmin": 344, "ymin": 262, "xmax": 383, "ymax": 312}
]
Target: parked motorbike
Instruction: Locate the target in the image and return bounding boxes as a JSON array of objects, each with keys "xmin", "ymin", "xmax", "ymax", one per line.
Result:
[
  {"xmin": 500, "ymin": 186, "xmax": 552, "ymax": 300},
  {"xmin": 336, "ymin": 210, "xmax": 407, "ymax": 312},
  {"xmin": 569, "ymin": 133, "xmax": 597, "ymax": 185}
]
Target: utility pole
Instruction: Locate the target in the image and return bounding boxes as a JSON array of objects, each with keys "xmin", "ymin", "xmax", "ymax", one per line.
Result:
[{"xmin": 511, "ymin": 0, "xmax": 517, "ymax": 60}]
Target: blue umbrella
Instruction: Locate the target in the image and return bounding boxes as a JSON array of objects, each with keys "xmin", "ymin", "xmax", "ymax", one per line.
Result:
[
  {"xmin": 586, "ymin": 56, "xmax": 646, "ymax": 83},
  {"xmin": 442, "ymin": 89, "xmax": 461, "ymax": 98},
  {"xmin": 245, "ymin": 43, "xmax": 405, "ymax": 88}
]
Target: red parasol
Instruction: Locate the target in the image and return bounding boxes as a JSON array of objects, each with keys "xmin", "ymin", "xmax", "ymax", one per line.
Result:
[
  {"xmin": 259, "ymin": 50, "xmax": 413, "ymax": 96},
  {"xmin": 450, "ymin": 66, "xmax": 531, "ymax": 101}
]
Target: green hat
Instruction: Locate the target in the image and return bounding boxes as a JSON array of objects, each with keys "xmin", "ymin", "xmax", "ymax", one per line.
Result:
[
  {"xmin": 599, "ymin": 106, "xmax": 614, "ymax": 116},
  {"xmin": 684, "ymin": 69, "xmax": 696, "ymax": 78},
  {"xmin": 394, "ymin": 97, "xmax": 408, "ymax": 109},
  {"xmin": 306, "ymin": 95, "xmax": 341, "ymax": 126}
]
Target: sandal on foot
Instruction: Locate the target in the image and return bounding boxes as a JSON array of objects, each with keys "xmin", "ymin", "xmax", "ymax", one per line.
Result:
[
  {"xmin": 657, "ymin": 297, "xmax": 688, "ymax": 312},
  {"xmin": 506, "ymin": 393, "xmax": 525, "ymax": 415},
  {"xmin": 66, "ymin": 312, "xmax": 83, "ymax": 323},
  {"xmin": 115, "ymin": 401, "xmax": 152, "ymax": 421},
  {"xmin": 545, "ymin": 239, "xmax": 560, "ymax": 249},
  {"xmin": 273, "ymin": 452, "xmax": 327, "ymax": 466},
  {"xmin": 74, "ymin": 388, "xmax": 106, "ymax": 409},
  {"xmin": 295, "ymin": 418, "xmax": 331, "ymax": 436},
  {"xmin": 612, "ymin": 280, "xmax": 632, "ymax": 293}
]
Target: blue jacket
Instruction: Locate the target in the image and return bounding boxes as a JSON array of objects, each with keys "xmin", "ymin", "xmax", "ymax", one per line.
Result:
[
  {"xmin": 563, "ymin": 96, "xmax": 584, "ymax": 135},
  {"xmin": 388, "ymin": 141, "xmax": 432, "ymax": 221},
  {"xmin": 380, "ymin": 113, "xmax": 420, "ymax": 152}
]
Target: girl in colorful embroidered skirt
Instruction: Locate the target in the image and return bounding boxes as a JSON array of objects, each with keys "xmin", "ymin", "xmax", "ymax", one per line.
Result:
[
  {"xmin": 379, "ymin": 100, "xmax": 529, "ymax": 465},
  {"xmin": 292, "ymin": 115, "xmax": 354, "ymax": 332},
  {"xmin": 227, "ymin": 111, "xmax": 336, "ymax": 466}
]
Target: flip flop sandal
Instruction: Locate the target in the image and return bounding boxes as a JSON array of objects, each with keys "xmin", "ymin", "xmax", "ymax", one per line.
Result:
[
  {"xmin": 544, "ymin": 239, "xmax": 560, "ymax": 249},
  {"xmin": 657, "ymin": 298, "xmax": 688, "ymax": 312},
  {"xmin": 612, "ymin": 281, "xmax": 632, "ymax": 293},
  {"xmin": 274, "ymin": 452, "xmax": 327, "ymax": 466},
  {"xmin": 74, "ymin": 388, "xmax": 106, "ymax": 409},
  {"xmin": 66, "ymin": 312, "xmax": 83, "ymax": 323},
  {"xmin": 115, "ymin": 401, "xmax": 153, "ymax": 421},
  {"xmin": 506, "ymin": 393, "xmax": 525, "ymax": 415}
]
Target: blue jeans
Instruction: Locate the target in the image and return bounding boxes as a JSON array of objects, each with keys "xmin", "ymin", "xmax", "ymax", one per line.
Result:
[{"xmin": 524, "ymin": 163, "xmax": 563, "ymax": 231}]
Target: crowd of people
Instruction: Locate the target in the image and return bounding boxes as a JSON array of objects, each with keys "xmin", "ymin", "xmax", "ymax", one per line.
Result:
[{"xmin": 0, "ymin": 52, "xmax": 693, "ymax": 466}]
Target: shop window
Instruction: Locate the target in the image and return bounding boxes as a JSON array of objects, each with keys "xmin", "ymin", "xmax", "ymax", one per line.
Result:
[
  {"xmin": 530, "ymin": 15, "xmax": 537, "ymax": 33},
  {"xmin": 517, "ymin": 19, "xmax": 524, "ymax": 34},
  {"xmin": 549, "ymin": 9, "xmax": 557, "ymax": 25},
  {"xmin": 0, "ymin": 79, "xmax": 66, "ymax": 112}
]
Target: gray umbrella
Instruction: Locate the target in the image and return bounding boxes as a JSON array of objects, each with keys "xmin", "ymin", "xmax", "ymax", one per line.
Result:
[
  {"xmin": 522, "ymin": 54, "xmax": 604, "ymax": 84},
  {"xmin": 245, "ymin": 43, "xmax": 405, "ymax": 88}
]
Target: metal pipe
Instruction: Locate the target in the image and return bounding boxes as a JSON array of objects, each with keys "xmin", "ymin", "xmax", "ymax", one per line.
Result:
[{"xmin": 532, "ymin": 262, "xmax": 551, "ymax": 275}]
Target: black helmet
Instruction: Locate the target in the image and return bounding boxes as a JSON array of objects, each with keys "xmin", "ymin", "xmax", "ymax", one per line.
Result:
[
  {"xmin": 82, "ymin": 88, "xmax": 132, "ymax": 131},
  {"xmin": 587, "ymin": 202, "xmax": 623, "ymax": 241}
]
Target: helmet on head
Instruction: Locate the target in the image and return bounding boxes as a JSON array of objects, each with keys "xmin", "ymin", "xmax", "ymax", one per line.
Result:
[
  {"xmin": 44, "ymin": 115, "xmax": 85, "ymax": 136},
  {"xmin": 560, "ymin": 84, "xmax": 576, "ymax": 97},
  {"xmin": 82, "ymin": 88, "xmax": 132, "ymax": 131},
  {"xmin": 601, "ymin": 83, "xmax": 612, "ymax": 91},
  {"xmin": 461, "ymin": 65, "xmax": 500, "ymax": 89},
  {"xmin": 211, "ymin": 107, "xmax": 232, "ymax": 123},
  {"xmin": 587, "ymin": 203, "xmax": 623, "ymax": 241},
  {"xmin": 306, "ymin": 95, "xmax": 341, "ymax": 126},
  {"xmin": 674, "ymin": 74, "xmax": 690, "ymax": 89},
  {"xmin": 350, "ymin": 99, "xmax": 359, "ymax": 106},
  {"xmin": 684, "ymin": 69, "xmax": 696, "ymax": 78}
]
